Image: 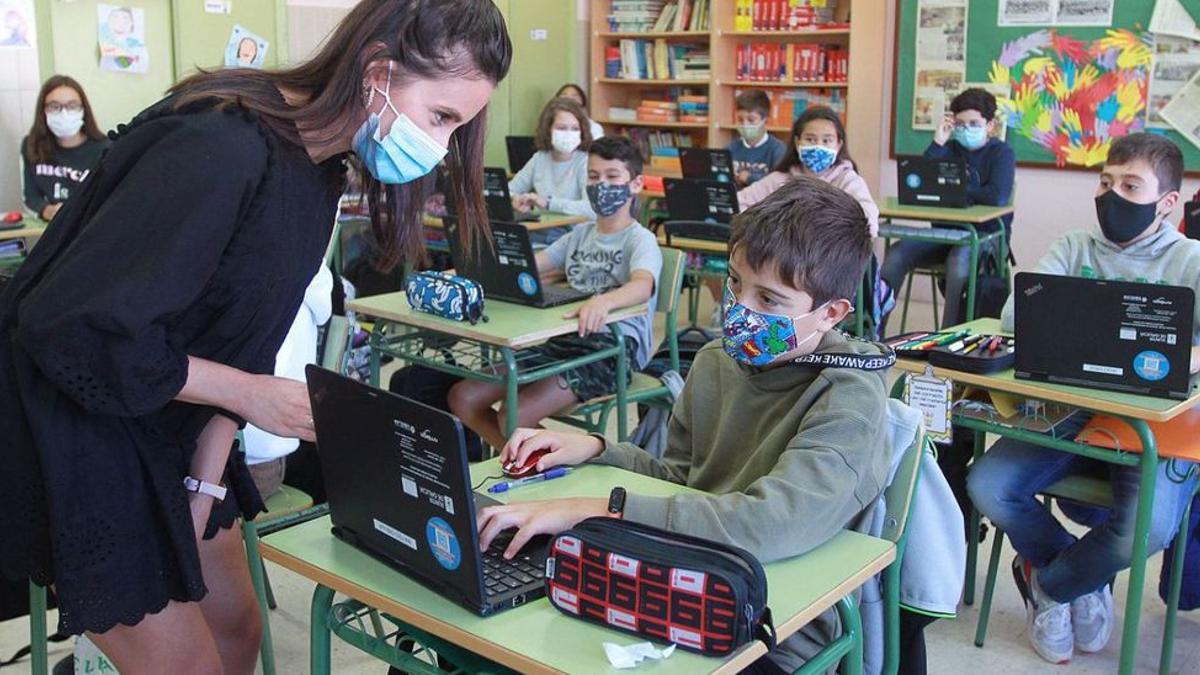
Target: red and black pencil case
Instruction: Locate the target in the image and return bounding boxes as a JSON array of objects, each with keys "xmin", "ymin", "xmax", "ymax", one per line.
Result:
[{"xmin": 544, "ymin": 517, "xmax": 776, "ymax": 656}]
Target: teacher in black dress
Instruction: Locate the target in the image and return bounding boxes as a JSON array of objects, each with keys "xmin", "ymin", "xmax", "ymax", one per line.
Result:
[{"xmin": 0, "ymin": 0, "xmax": 510, "ymax": 672}]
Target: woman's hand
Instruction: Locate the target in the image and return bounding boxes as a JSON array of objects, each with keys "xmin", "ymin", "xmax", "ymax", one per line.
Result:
[
  {"xmin": 188, "ymin": 414, "xmax": 238, "ymax": 542},
  {"xmin": 500, "ymin": 428, "xmax": 604, "ymax": 473},
  {"xmin": 477, "ymin": 498, "xmax": 608, "ymax": 559},
  {"xmin": 236, "ymin": 375, "xmax": 315, "ymax": 443}
]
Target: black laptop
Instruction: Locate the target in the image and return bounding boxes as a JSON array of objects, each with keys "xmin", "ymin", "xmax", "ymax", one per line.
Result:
[
  {"xmin": 680, "ymin": 148, "xmax": 735, "ymax": 184},
  {"xmin": 443, "ymin": 216, "xmax": 589, "ymax": 308},
  {"xmin": 1014, "ymin": 272, "xmax": 1195, "ymax": 399},
  {"xmin": 663, "ymin": 177, "xmax": 740, "ymax": 242},
  {"xmin": 445, "ymin": 166, "xmax": 536, "ymax": 223},
  {"xmin": 1183, "ymin": 200, "xmax": 1200, "ymax": 241},
  {"xmin": 505, "ymin": 135, "xmax": 537, "ymax": 174},
  {"xmin": 307, "ymin": 365, "xmax": 549, "ymax": 616},
  {"xmin": 897, "ymin": 156, "xmax": 969, "ymax": 208}
]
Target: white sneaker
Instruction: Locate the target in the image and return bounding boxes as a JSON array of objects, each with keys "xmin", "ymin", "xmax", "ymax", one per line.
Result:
[
  {"xmin": 1071, "ymin": 585, "xmax": 1114, "ymax": 653},
  {"xmin": 1013, "ymin": 557, "xmax": 1074, "ymax": 664}
]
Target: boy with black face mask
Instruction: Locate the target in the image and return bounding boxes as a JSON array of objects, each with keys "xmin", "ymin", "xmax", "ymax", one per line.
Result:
[{"xmin": 968, "ymin": 133, "xmax": 1200, "ymax": 665}]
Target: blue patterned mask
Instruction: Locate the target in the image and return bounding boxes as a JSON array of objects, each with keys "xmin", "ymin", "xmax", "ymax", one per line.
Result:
[
  {"xmin": 586, "ymin": 182, "xmax": 632, "ymax": 217},
  {"xmin": 952, "ymin": 126, "xmax": 988, "ymax": 150},
  {"xmin": 797, "ymin": 144, "xmax": 837, "ymax": 173},
  {"xmin": 722, "ymin": 282, "xmax": 829, "ymax": 367},
  {"xmin": 353, "ymin": 63, "xmax": 447, "ymax": 184}
]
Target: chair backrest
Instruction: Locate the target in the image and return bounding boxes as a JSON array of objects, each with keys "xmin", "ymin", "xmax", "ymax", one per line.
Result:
[
  {"xmin": 880, "ymin": 403, "xmax": 926, "ymax": 546},
  {"xmin": 657, "ymin": 247, "xmax": 687, "ymax": 318},
  {"xmin": 321, "ymin": 315, "xmax": 352, "ymax": 374}
]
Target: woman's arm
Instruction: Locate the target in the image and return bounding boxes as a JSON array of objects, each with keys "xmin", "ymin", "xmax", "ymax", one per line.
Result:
[{"xmin": 179, "ymin": 356, "xmax": 315, "ymax": 443}]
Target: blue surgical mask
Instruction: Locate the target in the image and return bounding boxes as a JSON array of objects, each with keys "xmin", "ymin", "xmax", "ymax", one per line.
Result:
[
  {"xmin": 722, "ymin": 281, "xmax": 830, "ymax": 367},
  {"xmin": 586, "ymin": 182, "xmax": 631, "ymax": 217},
  {"xmin": 952, "ymin": 125, "xmax": 988, "ymax": 151},
  {"xmin": 352, "ymin": 63, "xmax": 448, "ymax": 184},
  {"xmin": 797, "ymin": 144, "xmax": 837, "ymax": 174}
]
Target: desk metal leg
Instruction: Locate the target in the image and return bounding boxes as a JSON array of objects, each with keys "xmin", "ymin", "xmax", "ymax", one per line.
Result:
[
  {"xmin": 838, "ymin": 594, "xmax": 865, "ymax": 675},
  {"xmin": 368, "ymin": 328, "xmax": 383, "ymax": 387},
  {"xmin": 965, "ymin": 232, "xmax": 979, "ymax": 323},
  {"xmin": 311, "ymin": 584, "xmax": 336, "ymax": 675},
  {"xmin": 1161, "ymin": 487, "xmax": 1192, "ymax": 675},
  {"xmin": 963, "ymin": 430, "xmax": 984, "ymax": 606},
  {"xmin": 501, "ymin": 348, "xmax": 519, "ymax": 440},
  {"xmin": 613, "ymin": 324, "xmax": 629, "ymax": 440},
  {"xmin": 1118, "ymin": 420, "xmax": 1158, "ymax": 675},
  {"xmin": 29, "ymin": 581, "xmax": 47, "ymax": 675}
]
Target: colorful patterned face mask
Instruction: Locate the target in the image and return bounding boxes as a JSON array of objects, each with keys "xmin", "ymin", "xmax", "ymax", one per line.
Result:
[
  {"xmin": 722, "ymin": 281, "xmax": 829, "ymax": 367},
  {"xmin": 797, "ymin": 144, "xmax": 837, "ymax": 173}
]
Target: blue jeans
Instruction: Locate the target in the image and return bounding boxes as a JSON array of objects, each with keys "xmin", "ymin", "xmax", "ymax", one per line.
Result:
[{"xmin": 967, "ymin": 413, "xmax": 1198, "ymax": 603}]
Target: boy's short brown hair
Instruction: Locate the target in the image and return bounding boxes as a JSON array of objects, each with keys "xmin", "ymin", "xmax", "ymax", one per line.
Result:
[
  {"xmin": 729, "ymin": 176, "xmax": 871, "ymax": 306},
  {"xmin": 735, "ymin": 90, "xmax": 771, "ymax": 119},
  {"xmin": 1106, "ymin": 132, "xmax": 1184, "ymax": 193}
]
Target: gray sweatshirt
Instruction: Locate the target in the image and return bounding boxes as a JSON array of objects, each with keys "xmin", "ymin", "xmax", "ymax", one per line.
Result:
[
  {"xmin": 1001, "ymin": 224, "xmax": 1200, "ymax": 344},
  {"xmin": 507, "ymin": 150, "xmax": 594, "ymax": 218},
  {"xmin": 593, "ymin": 331, "xmax": 893, "ymax": 670}
]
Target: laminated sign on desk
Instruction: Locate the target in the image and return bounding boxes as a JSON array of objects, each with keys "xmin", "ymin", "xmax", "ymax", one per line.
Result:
[{"xmin": 905, "ymin": 364, "xmax": 953, "ymax": 444}]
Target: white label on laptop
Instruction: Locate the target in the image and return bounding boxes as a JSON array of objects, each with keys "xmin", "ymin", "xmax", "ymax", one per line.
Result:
[
  {"xmin": 904, "ymin": 366, "xmax": 953, "ymax": 444},
  {"xmin": 401, "ymin": 475, "xmax": 418, "ymax": 498},
  {"xmin": 1120, "ymin": 327, "xmax": 1137, "ymax": 341},
  {"xmin": 374, "ymin": 518, "xmax": 417, "ymax": 550},
  {"xmin": 1083, "ymin": 363, "xmax": 1124, "ymax": 376}
]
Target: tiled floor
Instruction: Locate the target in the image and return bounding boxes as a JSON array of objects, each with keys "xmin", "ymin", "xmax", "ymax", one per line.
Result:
[{"xmin": 5, "ymin": 298, "xmax": 1200, "ymax": 673}]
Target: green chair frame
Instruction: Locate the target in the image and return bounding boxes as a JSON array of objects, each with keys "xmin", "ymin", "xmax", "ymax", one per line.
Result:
[{"xmin": 551, "ymin": 247, "xmax": 688, "ymax": 436}]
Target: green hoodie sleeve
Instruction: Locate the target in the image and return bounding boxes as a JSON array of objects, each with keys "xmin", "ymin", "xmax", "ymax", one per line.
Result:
[
  {"xmin": 591, "ymin": 373, "xmax": 696, "ymax": 485},
  {"xmin": 595, "ymin": 369, "xmax": 890, "ymax": 564}
]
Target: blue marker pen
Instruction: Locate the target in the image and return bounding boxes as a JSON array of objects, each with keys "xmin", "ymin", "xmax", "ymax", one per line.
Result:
[{"xmin": 487, "ymin": 467, "xmax": 572, "ymax": 494}]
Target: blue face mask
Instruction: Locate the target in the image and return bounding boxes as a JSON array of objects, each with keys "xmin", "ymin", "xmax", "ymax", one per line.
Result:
[
  {"xmin": 952, "ymin": 125, "xmax": 988, "ymax": 151},
  {"xmin": 798, "ymin": 144, "xmax": 837, "ymax": 174},
  {"xmin": 352, "ymin": 64, "xmax": 448, "ymax": 185},
  {"xmin": 586, "ymin": 182, "xmax": 632, "ymax": 217},
  {"xmin": 722, "ymin": 282, "xmax": 829, "ymax": 367}
]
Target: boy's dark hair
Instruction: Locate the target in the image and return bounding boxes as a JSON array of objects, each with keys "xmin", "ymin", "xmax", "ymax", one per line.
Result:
[
  {"xmin": 1106, "ymin": 132, "xmax": 1184, "ymax": 193},
  {"xmin": 729, "ymin": 175, "xmax": 871, "ymax": 306},
  {"xmin": 588, "ymin": 135, "xmax": 644, "ymax": 177},
  {"xmin": 950, "ymin": 88, "xmax": 998, "ymax": 121},
  {"xmin": 776, "ymin": 106, "xmax": 855, "ymax": 172},
  {"xmin": 534, "ymin": 97, "xmax": 593, "ymax": 152},
  {"xmin": 735, "ymin": 90, "xmax": 771, "ymax": 119}
]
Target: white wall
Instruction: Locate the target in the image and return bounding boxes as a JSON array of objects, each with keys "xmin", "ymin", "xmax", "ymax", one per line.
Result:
[{"xmin": 0, "ymin": 47, "xmax": 41, "ymax": 214}]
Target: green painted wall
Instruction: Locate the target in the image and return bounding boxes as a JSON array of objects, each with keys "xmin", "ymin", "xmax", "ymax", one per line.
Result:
[
  {"xmin": 37, "ymin": 0, "xmax": 177, "ymax": 131},
  {"xmin": 172, "ymin": 0, "xmax": 283, "ymax": 79},
  {"xmin": 484, "ymin": 0, "xmax": 578, "ymax": 167}
]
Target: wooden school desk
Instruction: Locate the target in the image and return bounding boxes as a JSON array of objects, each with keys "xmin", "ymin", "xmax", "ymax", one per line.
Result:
[
  {"xmin": 259, "ymin": 461, "xmax": 895, "ymax": 675},
  {"xmin": 877, "ymin": 198, "xmax": 1015, "ymax": 323},
  {"xmin": 346, "ymin": 293, "xmax": 646, "ymax": 441},
  {"xmin": 422, "ymin": 212, "xmax": 588, "ymax": 231},
  {"xmin": 893, "ymin": 318, "xmax": 1200, "ymax": 675}
]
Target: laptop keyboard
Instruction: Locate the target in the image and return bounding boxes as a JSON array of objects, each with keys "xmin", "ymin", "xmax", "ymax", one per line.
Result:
[
  {"xmin": 542, "ymin": 285, "xmax": 587, "ymax": 305},
  {"xmin": 481, "ymin": 539, "xmax": 545, "ymax": 597}
]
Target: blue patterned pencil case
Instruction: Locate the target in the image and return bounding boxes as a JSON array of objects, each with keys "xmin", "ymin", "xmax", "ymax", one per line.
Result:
[{"xmin": 406, "ymin": 271, "xmax": 487, "ymax": 325}]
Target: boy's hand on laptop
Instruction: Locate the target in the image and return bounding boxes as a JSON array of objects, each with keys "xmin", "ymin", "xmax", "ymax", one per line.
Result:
[
  {"xmin": 501, "ymin": 428, "xmax": 604, "ymax": 472},
  {"xmin": 934, "ymin": 114, "xmax": 954, "ymax": 146},
  {"xmin": 564, "ymin": 296, "xmax": 612, "ymax": 336},
  {"xmin": 477, "ymin": 498, "xmax": 608, "ymax": 559}
]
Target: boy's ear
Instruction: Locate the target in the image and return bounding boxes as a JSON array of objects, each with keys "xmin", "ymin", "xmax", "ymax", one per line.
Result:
[
  {"xmin": 817, "ymin": 298, "xmax": 853, "ymax": 332},
  {"xmin": 629, "ymin": 173, "xmax": 645, "ymax": 194},
  {"xmin": 1159, "ymin": 189, "xmax": 1182, "ymax": 217}
]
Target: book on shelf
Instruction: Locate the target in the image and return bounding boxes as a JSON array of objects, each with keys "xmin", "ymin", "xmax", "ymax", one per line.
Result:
[
  {"xmin": 607, "ymin": 0, "xmax": 666, "ymax": 33},
  {"xmin": 616, "ymin": 39, "xmax": 710, "ymax": 80},
  {"xmin": 608, "ymin": 107, "xmax": 639, "ymax": 121},
  {"xmin": 623, "ymin": 128, "xmax": 697, "ymax": 162},
  {"xmin": 734, "ymin": 0, "xmax": 840, "ymax": 31},
  {"xmin": 733, "ymin": 87, "xmax": 845, "ymax": 128},
  {"xmin": 735, "ymin": 42, "xmax": 847, "ymax": 83}
]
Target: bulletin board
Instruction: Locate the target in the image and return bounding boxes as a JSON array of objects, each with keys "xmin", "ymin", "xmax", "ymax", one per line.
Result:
[{"xmin": 891, "ymin": 0, "xmax": 1200, "ymax": 171}]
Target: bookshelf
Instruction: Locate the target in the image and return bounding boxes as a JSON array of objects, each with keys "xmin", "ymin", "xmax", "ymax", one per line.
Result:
[{"xmin": 589, "ymin": 0, "xmax": 888, "ymax": 190}]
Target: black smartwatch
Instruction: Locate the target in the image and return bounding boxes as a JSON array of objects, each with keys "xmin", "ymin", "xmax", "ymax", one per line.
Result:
[{"xmin": 607, "ymin": 486, "xmax": 626, "ymax": 519}]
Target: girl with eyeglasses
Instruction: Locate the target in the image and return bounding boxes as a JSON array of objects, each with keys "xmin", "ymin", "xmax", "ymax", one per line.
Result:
[{"xmin": 21, "ymin": 75, "xmax": 108, "ymax": 222}]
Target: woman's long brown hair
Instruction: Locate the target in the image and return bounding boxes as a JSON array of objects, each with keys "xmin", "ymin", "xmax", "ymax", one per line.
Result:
[
  {"xmin": 169, "ymin": 0, "xmax": 512, "ymax": 270},
  {"xmin": 24, "ymin": 75, "xmax": 106, "ymax": 166}
]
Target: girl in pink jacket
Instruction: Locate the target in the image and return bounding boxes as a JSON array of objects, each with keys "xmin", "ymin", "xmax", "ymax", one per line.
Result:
[{"xmin": 737, "ymin": 107, "xmax": 879, "ymax": 237}]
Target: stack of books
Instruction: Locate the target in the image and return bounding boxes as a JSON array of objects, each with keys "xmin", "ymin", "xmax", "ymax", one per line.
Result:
[
  {"xmin": 626, "ymin": 128, "xmax": 697, "ymax": 161},
  {"xmin": 678, "ymin": 94, "xmax": 709, "ymax": 123},
  {"xmin": 734, "ymin": 0, "xmax": 843, "ymax": 31},
  {"xmin": 735, "ymin": 42, "xmax": 847, "ymax": 83},
  {"xmin": 637, "ymin": 98, "xmax": 679, "ymax": 123},
  {"xmin": 616, "ymin": 39, "xmax": 710, "ymax": 80},
  {"xmin": 607, "ymin": 0, "xmax": 667, "ymax": 33}
]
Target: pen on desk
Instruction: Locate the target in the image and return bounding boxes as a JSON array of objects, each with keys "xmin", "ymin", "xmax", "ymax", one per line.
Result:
[
  {"xmin": 948, "ymin": 334, "xmax": 986, "ymax": 353},
  {"xmin": 889, "ymin": 332, "xmax": 932, "ymax": 349},
  {"xmin": 961, "ymin": 340, "xmax": 983, "ymax": 355},
  {"xmin": 486, "ymin": 467, "xmax": 573, "ymax": 494},
  {"xmin": 987, "ymin": 336, "xmax": 1002, "ymax": 353},
  {"xmin": 916, "ymin": 330, "xmax": 971, "ymax": 351}
]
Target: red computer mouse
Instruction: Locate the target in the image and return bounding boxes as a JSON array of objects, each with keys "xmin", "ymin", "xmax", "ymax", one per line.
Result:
[
  {"xmin": 502, "ymin": 448, "xmax": 551, "ymax": 478},
  {"xmin": 3, "ymin": 211, "xmax": 21, "ymax": 223}
]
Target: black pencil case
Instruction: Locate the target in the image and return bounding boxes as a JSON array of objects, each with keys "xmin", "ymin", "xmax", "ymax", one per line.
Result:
[
  {"xmin": 928, "ymin": 335, "xmax": 1015, "ymax": 374},
  {"xmin": 884, "ymin": 331, "xmax": 956, "ymax": 360},
  {"xmin": 544, "ymin": 517, "xmax": 775, "ymax": 656}
]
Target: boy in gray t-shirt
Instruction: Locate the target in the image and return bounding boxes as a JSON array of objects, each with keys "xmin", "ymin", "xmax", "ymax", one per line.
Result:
[{"xmin": 449, "ymin": 137, "xmax": 662, "ymax": 450}]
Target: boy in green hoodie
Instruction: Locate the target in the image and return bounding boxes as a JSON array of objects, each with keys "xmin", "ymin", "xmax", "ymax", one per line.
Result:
[
  {"xmin": 968, "ymin": 133, "xmax": 1200, "ymax": 665},
  {"xmin": 477, "ymin": 176, "xmax": 895, "ymax": 672}
]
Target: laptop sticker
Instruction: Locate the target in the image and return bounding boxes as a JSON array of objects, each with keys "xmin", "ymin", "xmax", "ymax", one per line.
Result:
[
  {"xmin": 1133, "ymin": 350, "xmax": 1169, "ymax": 382},
  {"xmin": 905, "ymin": 173, "xmax": 922, "ymax": 189},
  {"xmin": 374, "ymin": 518, "xmax": 417, "ymax": 550},
  {"xmin": 426, "ymin": 516, "xmax": 462, "ymax": 570},
  {"xmin": 517, "ymin": 272, "xmax": 538, "ymax": 296}
]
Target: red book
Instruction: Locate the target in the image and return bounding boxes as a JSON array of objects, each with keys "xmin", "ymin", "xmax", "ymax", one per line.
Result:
[
  {"xmin": 767, "ymin": 0, "xmax": 777, "ymax": 31},
  {"xmin": 736, "ymin": 43, "xmax": 744, "ymax": 81},
  {"xmin": 753, "ymin": 0, "xmax": 763, "ymax": 32}
]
